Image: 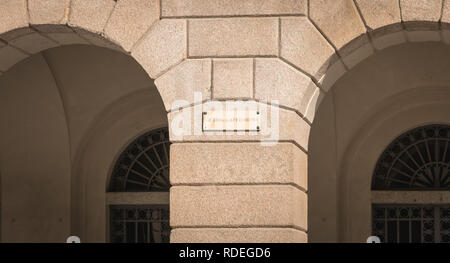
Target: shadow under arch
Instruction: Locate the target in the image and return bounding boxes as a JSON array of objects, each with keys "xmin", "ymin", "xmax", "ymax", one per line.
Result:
[
  {"xmin": 309, "ymin": 39, "xmax": 450, "ymax": 242},
  {"xmin": 307, "ymin": 21, "xmax": 450, "ymax": 122},
  {"xmin": 70, "ymin": 86, "xmax": 168, "ymax": 242}
]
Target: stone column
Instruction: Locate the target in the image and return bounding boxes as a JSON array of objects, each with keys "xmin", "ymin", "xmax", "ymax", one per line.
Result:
[{"xmin": 170, "ymin": 142, "xmax": 308, "ymax": 243}]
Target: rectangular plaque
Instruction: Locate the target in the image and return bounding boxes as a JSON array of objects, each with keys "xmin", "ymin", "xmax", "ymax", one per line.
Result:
[{"xmin": 202, "ymin": 109, "xmax": 260, "ymax": 132}]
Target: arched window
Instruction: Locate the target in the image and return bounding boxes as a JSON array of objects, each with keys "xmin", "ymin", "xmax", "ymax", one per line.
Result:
[
  {"xmin": 372, "ymin": 125, "xmax": 450, "ymax": 243},
  {"xmin": 107, "ymin": 127, "xmax": 170, "ymax": 243}
]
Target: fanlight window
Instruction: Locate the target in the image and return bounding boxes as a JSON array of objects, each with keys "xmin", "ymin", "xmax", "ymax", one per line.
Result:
[
  {"xmin": 372, "ymin": 124, "xmax": 450, "ymax": 190},
  {"xmin": 372, "ymin": 124, "xmax": 450, "ymax": 243},
  {"xmin": 109, "ymin": 127, "xmax": 171, "ymax": 243},
  {"xmin": 110, "ymin": 127, "xmax": 170, "ymax": 192}
]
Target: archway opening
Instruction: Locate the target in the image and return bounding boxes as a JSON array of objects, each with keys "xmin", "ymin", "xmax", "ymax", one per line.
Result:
[
  {"xmin": 308, "ymin": 41, "xmax": 450, "ymax": 243},
  {"xmin": 0, "ymin": 42, "xmax": 168, "ymax": 242}
]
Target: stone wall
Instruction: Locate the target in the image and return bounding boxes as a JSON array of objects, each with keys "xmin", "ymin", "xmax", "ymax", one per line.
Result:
[{"xmin": 1, "ymin": 0, "xmax": 450, "ymax": 242}]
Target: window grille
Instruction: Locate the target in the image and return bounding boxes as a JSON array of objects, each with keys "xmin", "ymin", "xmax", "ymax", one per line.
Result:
[{"xmin": 109, "ymin": 127, "xmax": 170, "ymax": 243}]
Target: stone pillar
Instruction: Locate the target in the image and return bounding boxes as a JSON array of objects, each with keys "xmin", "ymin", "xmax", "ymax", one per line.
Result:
[{"xmin": 169, "ymin": 142, "xmax": 308, "ymax": 243}]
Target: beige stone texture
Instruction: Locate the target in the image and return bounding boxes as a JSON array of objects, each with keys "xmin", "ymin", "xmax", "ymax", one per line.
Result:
[
  {"xmin": 74, "ymin": 29, "xmax": 124, "ymax": 52},
  {"xmin": 132, "ymin": 19, "xmax": 187, "ymax": 79},
  {"xmin": 170, "ymin": 185, "xmax": 307, "ymax": 230},
  {"xmin": 171, "ymin": 228, "xmax": 307, "ymax": 243},
  {"xmin": 255, "ymin": 58, "xmax": 318, "ymax": 116},
  {"xmin": 188, "ymin": 18, "xmax": 278, "ymax": 57},
  {"xmin": 309, "ymin": 0, "xmax": 366, "ymax": 50},
  {"xmin": 168, "ymin": 102, "xmax": 311, "ymax": 151},
  {"xmin": 0, "ymin": 0, "xmax": 28, "ymax": 35},
  {"xmin": 213, "ymin": 58, "xmax": 253, "ymax": 99},
  {"xmin": 400, "ymin": 0, "xmax": 442, "ymax": 22},
  {"xmin": 154, "ymin": 59, "xmax": 211, "ymax": 111},
  {"xmin": 280, "ymin": 17, "xmax": 335, "ymax": 80},
  {"xmin": 9, "ymin": 33, "xmax": 59, "ymax": 54},
  {"xmin": 442, "ymin": 0, "xmax": 450, "ymax": 27},
  {"xmin": 28, "ymin": 0, "xmax": 71, "ymax": 25},
  {"xmin": 170, "ymin": 143, "xmax": 307, "ymax": 190},
  {"xmin": 162, "ymin": 0, "xmax": 307, "ymax": 17},
  {"xmin": 355, "ymin": 0, "xmax": 401, "ymax": 30},
  {"xmin": 69, "ymin": 0, "xmax": 116, "ymax": 33},
  {"xmin": 104, "ymin": 0, "xmax": 160, "ymax": 51},
  {"xmin": 0, "ymin": 45, "xmax": 28, "ymax": 71}
]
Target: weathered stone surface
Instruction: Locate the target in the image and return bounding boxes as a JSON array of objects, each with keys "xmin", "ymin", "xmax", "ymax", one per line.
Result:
[
  {"xmin": 168, "ymin": 103, "xmax": 311, "ymax": 151},
  {"xmin": 0, "ymin": 0, "xmax": 28, "ymax": 35},
  {"xmin": 171, "ymin": 228, "xmax": 307, "ymax": 243},
  {"xmin": 132, "ymin": 19, "xmax": 186, "ymax": 79},
  {"xmin": 69, "ymin": 0, "xmax": 116, "ymax": 33},
  {"xmin": 255, "ymin": 58, "xmax": 318, "ymax": 116},
  {"xmin": 162, "ymin": 0, "xmax": 307, "ymax": 17},
  {"xmin": 104, "ymin": 0, "xmax": 160, "ymax": 51},
  {"xmin": 9, "ymin": 33, "xmax": 58, "ymax": 54},
  {"xmin": 28, "ymin": 0, "xmax": 71, "ymax": 25},
  {"xmin": 171, "ymin": 143, "xmax": 307, "ymax": 190},
  {"xmin": 355, "ymin": 0, "xmax": 401, "ymax": 31},
  {"xmin": 440, "ymin": 1, "xmax": 450, "ymax": 27},
  {"xmin": 155, "ymin": 59, "xmax": 211, "ymax": 111},
  {"xmin": 280, "ymin": 17, "xmax": 335, "ymax": 80},
  {"xmin": 0, "ymin": 45, "xmax": 28, "ymax": 71},
  {"xmin": 213, "ymin": 58, "xmax": 253, "ymax": 99},
  {"xmin": 75, "ymin": 29, "xmax": 124, "ymax": 52},
  {"xmin": 189, "ymin": 18, "xmax": 278, "ymax": 57},
  {"xmin": 400, "ymin": 0, "xmax": 442, "ymax": 22},
  {"xmin": 309, "ymin": 0, "xmax": 366, "ymax": 50},
  {"xmin": 171, "ymin": 185, "xmax": 307, "ymax": 230}
]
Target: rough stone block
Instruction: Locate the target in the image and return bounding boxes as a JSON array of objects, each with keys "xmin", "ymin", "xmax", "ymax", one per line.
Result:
[
  {"xmin": 255, "ymin": 58, "xmax": 318, "ymax": 117},
  {"xmin": 213, "ymin": 58, "xmax": 253, "ymax": 99},
  {"xmin": 171, "ymin": 228, "xmax": 307, "ymax": 243},
  {"xmin": 280, "ymin": 17, "xmax": 335, "ymax": 80},
  {"xmin": 0, "ymin": 0, "xmax": 28, "ymax": 35},
  {"xmin": 104, "ymin": 0, "xmax": 160, "ymax": 51},
  {"xmin": 170, "ymin": 185, "xmax": 307, "ymax": 230},
  {"xmin": 132, "ymin": 19, "xmax": 187, "ymax": 79},
  {"xmin": 170, "ymin": 143, "xmax": 307, "ymax": 190},
  {"xmin": 309, "ymin": 0, "xmax": 366, "ymax": 50},
  {"xmin": 400, "ymin": 0, "xmax": 442, "ymax": 23},
  {"xmin": 69, "ymin": 0, "xmax": 116, "ymax": 33},
  {"xmin": 154, "ymin": 59, "xmax": 211, "ymax": 111},
  {"xmin": 28, "ymin": 0, "xmax": 71, "ymax": 25},
  {"xmin": 162, "ymin": 0, "xmax": 307, "ymax": 17},
  {"xmin": 168, "ymin": 102, "xmax": 311, "ymax": 151},
  {"xmin": 189, "ymin": 18, "xmax": 278, "ymax": 57},
  {"xmin": 355, "ymin": 0, "xmax": 401, "ymax": 30}
]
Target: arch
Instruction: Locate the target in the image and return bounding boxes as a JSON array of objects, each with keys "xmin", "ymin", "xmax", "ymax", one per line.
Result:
[{"xmin": 0, "ymin": 0, "xmax": 187, "ymax": 108}]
